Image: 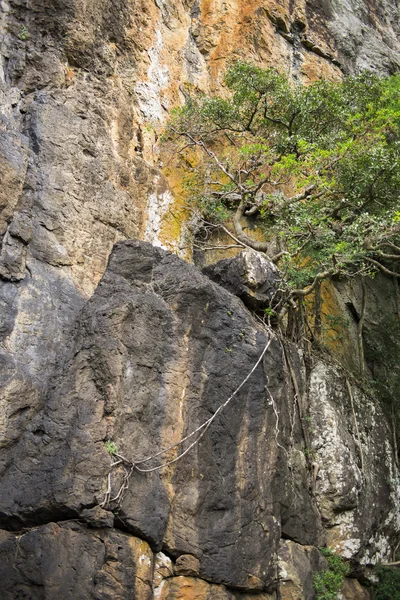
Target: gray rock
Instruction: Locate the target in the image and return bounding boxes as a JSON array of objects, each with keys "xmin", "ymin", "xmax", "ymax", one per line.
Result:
[
  {"xmin": 0, "ymin": 0, "xmax": 399, "ymax": 596},
  {"xmin": 0, "ymin": 240, "xmax": 320, "ymax": 590},
  {"xmin": 81, "ymin": 506, "xmax": 114, "ymax": 528},
  {"xmin": 153, "ymin": 551, "xmax": 174, "ymax": 588},
  {"xmin": 203, "ymin": 249, "xmax": 282, "ymax": 312},
  {"xmin": 278, "ymin": 540, "xmax": 327, "ymax": 600},
  {"xmin": 0, "ymin": 240, "xmax": 396, "ymax": 599},
  {"xmin": 0, "ymin": 522, "xmax": 153, "ymax": 600},
  {"xmin": 308, "ymin": 362, "xmax": 399, "ymax": 563}
]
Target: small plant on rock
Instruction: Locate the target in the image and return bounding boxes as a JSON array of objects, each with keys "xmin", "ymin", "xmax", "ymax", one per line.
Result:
[
  {"xmin": 18, "ymin": 26, "xmax": 29, "ymax": 41},
  {"xmin": 105, "ymin": 440, "xmax": 119, "ymax": 456},
  {"xmin": 313, "ymin": 548, "xmax": 349, "ymax": 600}
]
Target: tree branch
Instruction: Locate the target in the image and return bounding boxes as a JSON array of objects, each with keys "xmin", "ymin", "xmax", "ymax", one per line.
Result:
[
  {"xmin": 365, "ymin": 257, "xmax": 400, "ymax": 278},
  {"xmin": 290, "ymin": 270, "xmax": 336, "ymax": 297},
  {"xmin": 374, "ymin": 252, "xmax": 400, "ymax": 261},
  {"xmin": 377, "ymin": 241, "xmax": 400, "ymax": 254},
  {"xmin": 232, "ymin": 200, "xmax": 272, "ymax": 254},
  {"xmin": 280, "ymin": 184, "xmax": 318, "ymax": 208}
]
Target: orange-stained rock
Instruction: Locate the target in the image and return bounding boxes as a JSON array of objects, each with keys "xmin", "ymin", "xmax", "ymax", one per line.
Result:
[
  {"xmin": 157, "ymin": 576, "xmax": 233, "ymax": 600},
  {"xmin": 158, "ymin": 576, "xmax": 277, "ymax": 599},
  {"xmin": 128, "ymin": 536, "xmax": 154, "ymax": 599}
]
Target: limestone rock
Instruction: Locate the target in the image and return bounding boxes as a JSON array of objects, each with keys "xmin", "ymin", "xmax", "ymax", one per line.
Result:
[
  {"xmin": 156, "ymin": 576, "xmax": 276, "ymax": 599},
  {"xmin": 203, "ymin": 249, "xmax": 281, "ymax": 312},
  {"xmin": 153, "ymin": 552, "xmax": 174, "ymax": 588},
  {"xmin": 0, "ymin": 240, "xmax": 397, "ymax": 599},
  {"xmin": 0, "ymin": 131, "xmax": 29, "ymax": 238},
  {"xmin": 342, "ymin": 577, "xmax": 372, "ymax": 599},
  {"xmin": 0, "ymin": 240, "xmax": 321, "ymax": 592},
  {"xmin": 81, "ymin": 506, "xmax": 115, "ymax": 529},
  {"xmin": 0, "ymin": 523, "xmax": 153, "ymax": 600},
  {"xmin": 175, "ymin": 554, "xmax": 201, "ymax": 577},
  {"xmin": 1, "ymin": 0, "xmax": 400, "ymax": 597},
  {"xmin": 308, "ymin": 362, "xmax": 400, "ymax": 563},
  {"xmin": 157, "ymin": 576, "xmax": 233, "ymax": 600},
  {"xmin": 278, "ymin": 540, "xmax": 327, "ymax": 600}
]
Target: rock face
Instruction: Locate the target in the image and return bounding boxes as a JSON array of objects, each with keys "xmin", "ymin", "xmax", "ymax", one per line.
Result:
[
  {"xmin": 1, "ymin": 0, "xmax": 400, "ymax": 598},
  {"xmin": 0, "ymin": 240, "xmax": 398, "ymax": 598},
  {"xmin": 0, "ymin": 522, "xmax": 154, "ymax": 600},
  {"xmin": 203, "ymin": 250, "xmax": 282, "ymax": 312}
]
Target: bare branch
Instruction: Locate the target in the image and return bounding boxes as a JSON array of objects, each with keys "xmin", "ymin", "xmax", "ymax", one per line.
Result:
[
  {"xmin": 232, "ymin": 200, "xmax": 271, "ymax": 254},
  {"xmin": 365, "ymin": 257, "xmax": 400, "ymax": 278},
  {"xmin": 291, "ymin": 270, "xmax": 337, "ymax": 297},
  {"xmin": 376, "ymin": 241, "xmax": 400, "ymax": 254},
  {"xmin": 195, "ymin": 244, "xmax": 243, "ymax": 251},
  {"xmin": 170, "ymin": 127, "xmax": 243, "ymax": 191},
  {"xmin": 280, "ymin": 185, "xmax": 322, "ymax": 208},
  {"xmin": 374, "ymin": 252, "xmax": 400, "ymax": 261}
]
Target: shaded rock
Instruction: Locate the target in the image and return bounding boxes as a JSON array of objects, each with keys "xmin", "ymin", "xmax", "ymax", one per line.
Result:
[
  {"xmin": 342, "ymin": 577, "xmax": 372, "ymax": 599},
  {"xmin": 0, "ymin": 240, "xmax": 321, "ymax": 590},
  {"xmin": 0, "ymin": 131, "xmax": 29, "ymax": 238},
  {"xmin": 0, "ymin": 239, "xmax": 398, "ymax": 597},
  {"xmin": 202, "ymin": 249, "xmax": 282, "ymax": 312},
  {"xmin": 175, "ymin": 554, "xmax": 201, "ymax": 577},
  {"xmin": 278, "ymin": 540, "xmax": 327, "ymax": 600},
  {"xmin": 81, "ymin": 506, "xmax": 114, "ymax": 528},
  {"xmin": 0, "ymin": 523, "xmax": 153, "ymax": 600},
  {"xmin": 0, "ymin": 232, "xmax": 27, "ymax": 280}
]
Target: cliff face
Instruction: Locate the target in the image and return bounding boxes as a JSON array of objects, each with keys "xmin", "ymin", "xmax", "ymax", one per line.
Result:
[
  {"xmin": 0, "ymin": 1, "xmax": 400, "ymax": 599},
  {"xmin": 1, "ymin": 240, "xmax": 398, "ymax": 600}
]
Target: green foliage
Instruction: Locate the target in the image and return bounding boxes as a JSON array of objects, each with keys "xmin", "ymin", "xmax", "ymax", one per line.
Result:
[
  {"xmin": 18, "ymin": 26, "xmax": 29, "ymax": 41},
  {"xmin": 166, "ymin": 62, "xmax": 400, "ymax": 290},
  {"xmin": 372, "ymin": 565, "xmax": 400, "ymax": 600},
  {"xmin": 313, "ymin": 548, "xmax": 350, "ymax": 600},
  {"xmin": 324, "ymin": 314, "xmax": 350, "ymax": 329},
  {"xmin": 105, "ymin": 440, "xmax": 118, "ymax": 456}
]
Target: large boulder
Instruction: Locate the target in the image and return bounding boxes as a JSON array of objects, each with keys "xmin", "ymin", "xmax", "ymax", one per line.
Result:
[
  {"xmin": 0, "ymin": 240, "xmax": 398, "ymax": 600},
  {"xmin": 202, "ymin": 249, "xmax": 282, "ymax": 312},
  {"xmin": 0, "ymin": 240, "xmax": 321, "ymax": 592}
]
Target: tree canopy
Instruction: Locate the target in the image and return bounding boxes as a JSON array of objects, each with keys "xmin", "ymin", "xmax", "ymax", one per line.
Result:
[{"xmin": 166, "ymin": 62, "xmax": 400, "ymax": 302}]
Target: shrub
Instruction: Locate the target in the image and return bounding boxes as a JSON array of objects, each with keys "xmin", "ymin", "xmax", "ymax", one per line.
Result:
[
  {"xmin": 373, "ymin": 565, "xmax": 400, "ymax": 600},
  {"xmin": 313, "ymin": 548, "xmax": 349, "ymax": 600}
]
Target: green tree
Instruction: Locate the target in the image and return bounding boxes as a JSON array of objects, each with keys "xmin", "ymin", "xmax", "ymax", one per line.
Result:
[{"xmin": 166, "ymin": 62, "xmax": 400, "ymax": 309}]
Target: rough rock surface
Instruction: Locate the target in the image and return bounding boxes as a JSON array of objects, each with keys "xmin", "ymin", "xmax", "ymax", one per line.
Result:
[
  {"xmin": 0, "ymin": 241, "xmax": 321, "ymax": 590},
  {"xmin": 0, "ymin": 240, "xmax": 398, "ymax": 598},
  {"xmin": 174, "ymin": 554, "xmax": 201, "ymax": 577},
  {"xmin": 0, "ymin": 522, "xmax": 154, "ymax": 600},
  {"xmin": 308, "ymin": 362, "xmax": 400, "ymax": 564},
  {"xmin": 203, "ymin": 249, "xmax": 281, "ymax": 312},
  {"xmin": 278, "ymin": 540, "xmax": 328, "ymax": 600}
]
